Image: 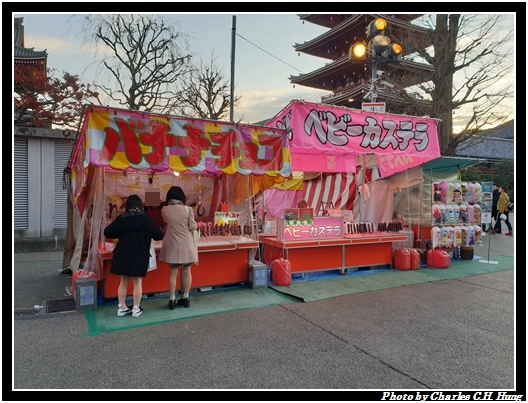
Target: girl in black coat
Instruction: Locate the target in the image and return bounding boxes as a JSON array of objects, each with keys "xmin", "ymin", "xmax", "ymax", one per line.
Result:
[{"xmin": 104, "ymin": 195, "xmax": 164, "ymax": 317}]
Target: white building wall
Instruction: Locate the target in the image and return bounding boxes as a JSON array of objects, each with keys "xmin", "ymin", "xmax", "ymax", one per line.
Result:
[
  {"xmin": 26, "ymin": 137, "xmax": 43, "ymax": 238},
  {"xmin": 40, "ymin": 138, "xmax": 57, "ymax": 237},
  {"xmin": 14, "ymin": 127, "xmax": 74, "ymax": 240}
]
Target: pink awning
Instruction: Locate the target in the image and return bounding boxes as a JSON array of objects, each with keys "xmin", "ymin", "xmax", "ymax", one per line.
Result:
[{"xmin": 266, "ymin": 101, "xmax": 441, "ymax": 178}]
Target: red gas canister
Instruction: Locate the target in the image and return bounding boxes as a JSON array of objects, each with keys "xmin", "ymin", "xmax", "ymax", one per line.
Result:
[
  {"xmin": 409, "ymin": 249, "xmax": 421, "ymax": 270},
  {"xmin": 427, "ymin": 248, "xmax": 451, "ymax": 269},
  {"xmin": 393, "ymin": 249, "xmax": 411, "ymax": 271},
  {"xmin": 271, "ymin": 258, "xmax": 292, "ymax": 286}
]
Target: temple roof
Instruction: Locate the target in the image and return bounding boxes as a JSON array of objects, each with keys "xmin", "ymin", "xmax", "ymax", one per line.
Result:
[
  {"xmin": 455, "ymin": 120, "xmax": 514, "ymax": 160},
  {"xmin": 290, "ymin": 55, "xmax": 434, "ymax": 91},
  {"xmin": 297, "ymin": 14, "xmax": 423, "ymax": 29},
  {"xmin": 318, "ymin": 83, "xmax": 432, "ymax": 116},
  {"xmin": 14, "ymin": 45, "xmax": 48, "ymax": 59},
  {"xmin": 294, "ymin": 14, "xmax": 432, "ymax": 61}
]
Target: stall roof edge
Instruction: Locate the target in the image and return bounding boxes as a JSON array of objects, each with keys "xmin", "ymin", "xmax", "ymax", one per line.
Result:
[
  {"xmin": 421, "ymin": 156, "xmax": 485, "ymax": 174},
  {"xmin": 80, "ymin": 105, "xmax": 289, "ymax": 133}
]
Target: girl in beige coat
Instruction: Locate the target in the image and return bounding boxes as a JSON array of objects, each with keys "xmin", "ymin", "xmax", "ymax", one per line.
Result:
[{"xmin": 159, "ymin": 186, "xmax": 198, "ymax": 309}]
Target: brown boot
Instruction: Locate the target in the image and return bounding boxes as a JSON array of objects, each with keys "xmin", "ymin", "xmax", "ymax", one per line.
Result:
[{"xmin": 505, "ymin": 230, "xmax": 513, "ymax": 236}]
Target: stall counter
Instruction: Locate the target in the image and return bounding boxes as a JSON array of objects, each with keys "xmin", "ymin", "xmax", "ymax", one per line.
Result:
[
  {"xmin": 98, "ymin": 237, "xmax": 259, "ymax": 299},
  {"xmin": 259, "ymin": 233, "xmax": 407, "ymax": 273}
]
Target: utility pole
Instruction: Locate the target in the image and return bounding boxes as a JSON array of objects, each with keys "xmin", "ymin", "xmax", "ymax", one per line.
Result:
[
  {"xmin": 370, "ymin": 59, "xmax": 380, "ymax": 102},
  {"xmin": 230, "ymin": 15, "xmax": 236, "ymax": 123}
]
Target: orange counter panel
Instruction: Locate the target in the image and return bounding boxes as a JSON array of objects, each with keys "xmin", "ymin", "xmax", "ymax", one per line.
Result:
[
  {"xmin": 98, "ymin": 239, "xmax": 258, "ymax": 299},
  {"xmin": 260, "ymin": 234, "xmax": 407, "ymax": 274},
  {"xmin": 343, "ymin": 242, "xmax": 393, "ymax": 268},
  {"xmin": 260, "ymin": 237, "xmax": 344, "ymax": 273},
  {"xmin": 285, "ymin": 245, "xmax": 344, "ymax": 272},
  {"xmin": 100, "ymin": 256, "xmax": 178, "ymax": 299},
  {"xmin": 191, "ymin": 248, "xmax": 249, "ymax": 288}
]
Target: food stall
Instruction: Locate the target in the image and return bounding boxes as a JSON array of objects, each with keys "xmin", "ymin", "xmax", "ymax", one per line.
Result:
[
  {"xmin": 259, "ymin": 217, "xmax": 408, "ymax": 273},
  {"xmin": 63, "ymin": 106, "xmax": 292, "ymax": 299},
  {"xmin": 259, "ymin": 101, "xmax": 441, "ymax": 272}
]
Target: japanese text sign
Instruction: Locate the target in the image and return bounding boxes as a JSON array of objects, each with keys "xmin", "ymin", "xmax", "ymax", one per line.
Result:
[
  {"xmin": 70, "ymin": 107, "xmax": 292, "ymax": 203},
  {"xmin": 280, "ymin": 217, "xmax": 344, "ymax": 241},
  {"xmin": 267, "ymin": 101, "xmax": 440, "ymax": 177}
]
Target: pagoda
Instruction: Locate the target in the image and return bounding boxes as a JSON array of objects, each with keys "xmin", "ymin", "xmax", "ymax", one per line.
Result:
[
  {"xmin": 14, "ymin": 17, "xmax": 48, "ymax": 127},
  {"xmin": 290, "ymin": 14, "xmax": 434, "ymax": 115},
  {"xmin": 14, "ymin": 17, "xmax": 47, "ymax": 74}
]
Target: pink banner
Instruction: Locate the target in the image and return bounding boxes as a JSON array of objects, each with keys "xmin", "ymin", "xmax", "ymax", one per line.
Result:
[
  {"xmin": 69, "ymin": 106, "xmax": 292, "ymax": 203},
  {"xmin": 267, "ymin": 101, "xmax": 440, "ymax": 177}
]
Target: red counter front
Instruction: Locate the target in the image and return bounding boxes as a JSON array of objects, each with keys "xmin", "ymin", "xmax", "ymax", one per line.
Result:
[
  {"xmin": 411, "ymin": 225, "xmax": 433, "ymax": 247},
  {"xmin": 98, "ymin": 238, "xmax": 259, "ymax": 299},
  {"xmin": 259, "ymin": 233, "xmax": 407, "ymax": 273}
]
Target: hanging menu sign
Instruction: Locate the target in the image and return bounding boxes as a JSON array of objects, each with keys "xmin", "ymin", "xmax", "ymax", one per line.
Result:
[
  {"xmin": 214, "ymin": 211, "xmax": 242, "ymax": 226},
  {"xmin": 278, "ymin": 217, "xmax": 344, "ymax": 241}
]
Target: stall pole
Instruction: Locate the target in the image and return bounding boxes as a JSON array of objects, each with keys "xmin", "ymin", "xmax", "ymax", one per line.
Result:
[{"xmin": 479, "ymin": 233, "xmax": 498, "ymax": 265}]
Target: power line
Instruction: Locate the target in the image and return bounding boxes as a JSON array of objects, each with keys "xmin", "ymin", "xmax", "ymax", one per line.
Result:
[{"xmin": 235, "ymin": 32, "xmax": 304, "ymax": 74}]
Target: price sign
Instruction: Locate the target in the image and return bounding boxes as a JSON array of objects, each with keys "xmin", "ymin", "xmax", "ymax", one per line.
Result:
[{"xmin": 362, "ymin": 102, "xmax": 386, "ymax": 112}]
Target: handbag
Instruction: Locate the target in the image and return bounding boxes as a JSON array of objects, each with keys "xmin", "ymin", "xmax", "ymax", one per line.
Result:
[
  {"xmin": 187, "ymin": 207, "xmax": 200, "ymax": 265},
  {"xmin": 192, "ymin": 230, "xmax": 200, "ymax": 249},
  {"xmin": 147, "ymin": 241, "xmax": 157, "ymax": 272}
]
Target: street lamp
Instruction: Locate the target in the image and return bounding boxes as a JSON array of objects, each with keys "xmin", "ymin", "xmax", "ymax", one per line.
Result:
[
  {"xmin": 349, "ymin": 17, "xmax": 403, "ymax": 103},
  {"xmin": 349, "ymin": 41, "xmax": 368, "ymax": 60}
]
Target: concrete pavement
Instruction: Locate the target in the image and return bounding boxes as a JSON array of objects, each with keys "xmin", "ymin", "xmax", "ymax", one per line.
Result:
[{"xmin": 10, "ymin": 214, "xmax": 523, "ymax": 397}]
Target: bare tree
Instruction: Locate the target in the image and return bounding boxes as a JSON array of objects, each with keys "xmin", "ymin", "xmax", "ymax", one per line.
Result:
[
  {"xmin": 174, "ymin": 52, "xmax": 240, "ymax": 120},
  {"xmin": 81, "ymin": 14, "xmax": 193, "ymax": 114},
  {"xmin": 400, "ymin": 14, "xmax": 514, "ymax": 155}
]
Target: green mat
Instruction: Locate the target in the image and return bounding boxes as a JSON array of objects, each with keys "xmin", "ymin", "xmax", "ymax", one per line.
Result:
[
  {"xmin": 269, "ymin": 255, "xmax": 515, "ymax": 302},
  {"xmin": 83, "ymin": 255, "xmax": 514, "ymax": 336},
  {"xmin": 83, "ymin": 287, "xmax": 297, "ymax": 336}
]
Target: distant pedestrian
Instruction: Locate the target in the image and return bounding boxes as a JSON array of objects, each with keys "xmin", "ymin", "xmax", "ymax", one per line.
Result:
[
  {"xmin": 489, "ymin": 185, "xmax": 513, "ymax": 235},
  {"xmin": 104, "ymin": 195, "xmax": 164, "ymax": 318},
  {"xmin": 159, "ymin": 186, "xmax": 198, "ymax": 309}
]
